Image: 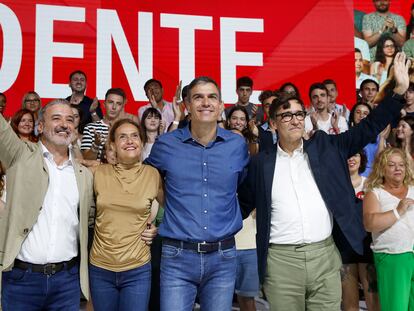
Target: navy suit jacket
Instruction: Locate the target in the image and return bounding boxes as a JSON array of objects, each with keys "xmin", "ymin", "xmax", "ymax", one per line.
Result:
[{"xmin": 238, "ymin": 93, "xmax": 404, "ymax": 283}]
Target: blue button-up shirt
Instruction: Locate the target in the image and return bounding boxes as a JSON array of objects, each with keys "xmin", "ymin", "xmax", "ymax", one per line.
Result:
[{"xmin": 146, "ymin": 125, "xmax": 249, "ymax": 242}]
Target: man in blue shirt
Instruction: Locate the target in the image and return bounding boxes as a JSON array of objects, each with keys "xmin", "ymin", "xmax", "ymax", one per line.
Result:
[{"xmin": 146, "ymin": 76, "xmax": 249, "ymax": 311}]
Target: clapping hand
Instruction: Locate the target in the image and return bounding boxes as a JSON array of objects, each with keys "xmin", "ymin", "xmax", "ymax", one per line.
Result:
[
  {"xmin": 172, "ymin": 96, "xmax": 182, "ymax": 121},
  {"xmin": 149, "ymin": 90, "xmax": 158, "ymax": 108},
  {"xmin": 90, "ymin": 97, "xmax": 99, "ymax": 113},
  {"xmin": 174, "ymin": 80, "xmax": 182, "ymax": 102}
]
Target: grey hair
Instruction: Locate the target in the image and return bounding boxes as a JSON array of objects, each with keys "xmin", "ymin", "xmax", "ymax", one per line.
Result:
[{"xmin": 38, "ymin": 98, "xmax": 72, "ymax": 122}]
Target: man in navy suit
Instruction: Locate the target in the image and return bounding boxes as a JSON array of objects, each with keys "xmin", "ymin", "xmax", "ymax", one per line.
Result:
[{"xmin": 238, "ymin": 52, "xmax": 410, "ymax": 310}]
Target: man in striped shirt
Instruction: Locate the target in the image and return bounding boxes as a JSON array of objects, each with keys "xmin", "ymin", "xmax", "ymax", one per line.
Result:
[{"xmin": 81, "ymin": 88, "xmax": 125, "ymax": 160}]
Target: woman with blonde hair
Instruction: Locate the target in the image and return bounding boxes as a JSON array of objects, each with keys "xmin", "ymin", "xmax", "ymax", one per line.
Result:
[
  {"xmin": 363, "ymin": 147, "xmax": 414, "ymax": 311},
  {"xmin": 21, "ymin": 91, "xmax": 42, "ymax": 121}
]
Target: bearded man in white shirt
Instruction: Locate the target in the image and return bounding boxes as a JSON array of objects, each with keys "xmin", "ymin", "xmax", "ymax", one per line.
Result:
[{"xmin": 0, "ymin": 99, "xmax": 158, "ymax": 310}]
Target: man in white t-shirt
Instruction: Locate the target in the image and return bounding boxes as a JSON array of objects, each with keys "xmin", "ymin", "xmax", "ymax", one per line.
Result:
[
  {"xmin": 356, "ymin": 48, "xmax": 378, "ymax": 89},
  {"xmin": 323, "ymin": 79, "xmax": 350, "ymax": 121},
  {"xmin": 305, "ymin": 83, "xmax": 348, "ymax": 136}
]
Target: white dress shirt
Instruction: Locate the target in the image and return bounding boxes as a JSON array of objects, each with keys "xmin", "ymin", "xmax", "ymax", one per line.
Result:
[
  {"xmin": 270, "ymin": 142, "xmax": 333, "ymax": 244},
  {"xmin": 17, "ymin": 143, "xmax": 79, "ymax": 264}
]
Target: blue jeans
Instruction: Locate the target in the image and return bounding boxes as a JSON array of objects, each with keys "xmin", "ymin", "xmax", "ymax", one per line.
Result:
[
  {"xmin": 1, "ymin": 263, "xmax": 80, "ymax": 311},
  {"xmin": 235, "ymin": 249, "xmax": 260, "ymax": 297},
  {"xmin": 160, "ymin": 243, "xmax": 237, "ymax": 311},
  {"xmin": 89, "ymin": 262, "xmax": 151, "ymax": 311}
]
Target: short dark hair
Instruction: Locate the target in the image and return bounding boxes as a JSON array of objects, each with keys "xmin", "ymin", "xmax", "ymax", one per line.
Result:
[
  {"xmin": 280, "ymin": 82, "xmax": 301, "ymax": 98},
  {"xmin": 105, "ymin": 88, "xmax": 126, "ymax": 101},
  {"xmin": 0, "ymin": 92, "xmax": 6, "ymax": 100},
  {"xmin": 143, "ymin": 79, "xmax": 163, "ymax": 92},
  {"xmin": 323, "ymin": 79, "xmax": 336, "ymax": 87},
  {"xmin": 360, "ymin": 79, "xmax": 379, "ymax": 91},
  {"xmin": 258, "ymin": 90, "xmax": 277, "ymax": 104},
  {"xmin": 69, "ymin": 70, "xmax": 87, "ymax": 81},
  {"xmin": 308, "ymin": 82, "xmax": 328, "ymax": 100},
  {"xmin": 269, "ymin": 93, "xmax": 305, "ymax": 120},
  {"xmin": 182, "ymin": 85, "xmax": 189, "ymax": 102},
  {"xmin": 408, "ymin": 82, "xmax": 414, "ymax": 92},
  {"xmin": 187, "ymin": 76, "xmax": 221, "ymax": 101},
  {"xmin": 237, "ymin": 76, "xmax": 253, "ymax": 89},
  {"xmin": 355, "ymin": 48, "xmax": 362, "ymax": 54}
]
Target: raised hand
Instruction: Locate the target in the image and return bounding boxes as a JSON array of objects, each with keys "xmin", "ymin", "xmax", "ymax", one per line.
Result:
[
  {"xmin": 309, "ymin": 111, "xmax": 318, "ymax": 130},
  {"xmin": 341, "ymin": 104, "xmax": 347, "ymax": 118},
  {"xmin": 379, "ymin": 124, "xmax": 391, "ymax": 139},
  {"xmin": 393, "ymin": 52, "xmax": 410, "ymax": 95},
  {"xmin": 172, "ymin": 96, "xmax": 182, "ymax": 121},
  {"xmin": 90, "ymin": 97, "xmax": 99, "ymax": 113},
  {"xmin": 251, "ymin": 104, "xmax": 258, "ymax": 121},
  {"xmin": 149, "ymin": 90, "xmax": 158, "ymax": 108},
  {"xmin": 248, "ymin": 119, "xmax": 259, "ymax": 137},
  {"xmin": 174, "ymin": 80, "xmax": 182, "ymax": 101},
  {"xmin": 92, "ymin": 129, "xmax": 106, "ymax": 150},
  {"xmin": 159, "ymin": 120, "xmax": 166, "ymax": 134}
]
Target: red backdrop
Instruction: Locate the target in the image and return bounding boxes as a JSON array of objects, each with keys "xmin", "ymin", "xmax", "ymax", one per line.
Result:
[{"xmin": 0, "ymin": 0, "xmax": 408, "ymax": 117}]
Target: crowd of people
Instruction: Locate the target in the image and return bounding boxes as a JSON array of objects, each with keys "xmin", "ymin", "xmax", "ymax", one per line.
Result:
[{"xmin": 0, "ymin": 1, "xmax": 414, "ymax": 311}]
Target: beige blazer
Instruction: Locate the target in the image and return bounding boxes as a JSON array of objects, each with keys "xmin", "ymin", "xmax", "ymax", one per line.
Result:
[{"xmin": 0, "ymin": 114, "xmax": 95, "ymax": 303}]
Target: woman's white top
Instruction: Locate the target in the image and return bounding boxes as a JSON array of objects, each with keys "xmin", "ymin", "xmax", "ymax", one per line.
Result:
[
  {"xmin": 141, "ymin": 142, "xmax": 154, "ymax": 161},
  {"xmin": 371, "ymin": 186, "xmax": 414, "ymax": 253}
]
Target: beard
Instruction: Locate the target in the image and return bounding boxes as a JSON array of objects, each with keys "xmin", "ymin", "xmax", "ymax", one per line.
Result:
[
  {"xmin": 376, "ymin": 6, "xmax": 389, "ymax": 13},
  {"xmin": 42, "ymin": 126, "xmax": 74, "ymax": 146}
]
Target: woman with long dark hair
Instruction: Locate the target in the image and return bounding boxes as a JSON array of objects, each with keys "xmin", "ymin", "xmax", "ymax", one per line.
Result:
[
  {"xmin": 394, "ymin": 115, "xmax": 414, "ymax": 159},
  {"xmin": 226, "ymin": 105, "xmax": 259, "ymax": 156},
  {"xmin": 371, "ymin": 36, "xmax": 399, "ymax": 86},
  {"xmin": 339, "ymin": 150, "xmax": 380, "ymax": 311},
  {"xmin": 140, "ymin": 107, "xmax": 162, "ymax": 161}
]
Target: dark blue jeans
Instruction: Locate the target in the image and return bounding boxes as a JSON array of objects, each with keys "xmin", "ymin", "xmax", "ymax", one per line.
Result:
[
  {"xmin": 1, "ymin": 263, "xmax": 80, "ymax": 311},
  {"xmin": 89, "ymin": 262, "xmax": 151, "ymax": 311},
  {"xmin": 160, "ymin": 244, "xmax": 237, "ymax": 311}
]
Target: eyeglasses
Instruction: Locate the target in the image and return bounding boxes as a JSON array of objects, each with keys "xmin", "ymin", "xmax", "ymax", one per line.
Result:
[
  {"xmin": 275, "ymin": 111, "xmax": 307, "ymax": 122},
  {"xmin": 384, "ymin": 44, "xmax": 395, "ymax": 49}
]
